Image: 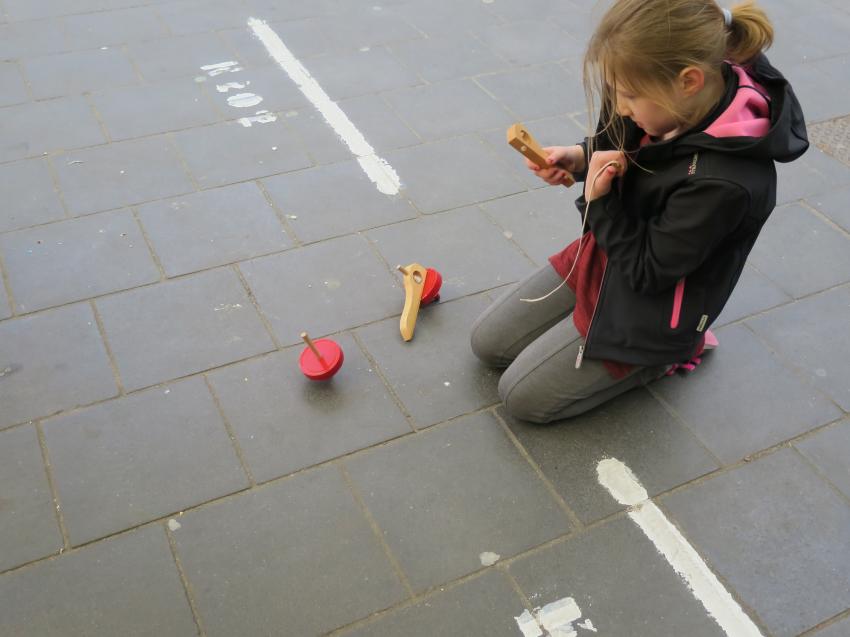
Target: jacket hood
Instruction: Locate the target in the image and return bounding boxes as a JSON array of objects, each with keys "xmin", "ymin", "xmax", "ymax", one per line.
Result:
[{"xmin": 634, "ymin": 54, "xmax": 809, "ymax": 163}]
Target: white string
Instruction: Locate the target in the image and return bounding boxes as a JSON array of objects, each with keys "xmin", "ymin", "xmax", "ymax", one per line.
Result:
[{"xmin": 520, "ymin": 160, "xmax": 623, "ymax": 303}]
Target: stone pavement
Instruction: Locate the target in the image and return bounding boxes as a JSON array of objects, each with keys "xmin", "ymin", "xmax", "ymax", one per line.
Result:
[{"xmin": 1, "ymin": 0, "xmax": 849, "ymax": 635}]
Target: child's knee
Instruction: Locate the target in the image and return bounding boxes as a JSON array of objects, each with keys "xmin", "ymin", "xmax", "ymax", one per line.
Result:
[
  {"xmin": 469, "ymin": 320, "xmax": 502, "ymax": 366},
  {"xmin": 499, "ymin": 373, "xmax": 563, "ymax": 424}
]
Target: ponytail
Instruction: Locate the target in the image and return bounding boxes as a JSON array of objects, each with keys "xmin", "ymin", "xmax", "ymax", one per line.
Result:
[{"xmin": 726, "ymin": 1, "xmax": 774, "ymax": 64}]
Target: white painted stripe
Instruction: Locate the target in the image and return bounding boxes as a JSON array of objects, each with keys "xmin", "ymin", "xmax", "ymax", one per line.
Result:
[
  {"xmin": 597, "ymin": 458, "xmax": 763, "ymax": 637},
  {"xmin": 247, "ymin": 17, "xmax": 402, "ymax": 195}
]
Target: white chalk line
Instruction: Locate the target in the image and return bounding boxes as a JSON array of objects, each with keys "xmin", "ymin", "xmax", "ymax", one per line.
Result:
[
  {"xmin": 247, "ymin": 17, "xmax": 402, "ymax": 195},
  {"xmin": 597, "ymin": 458, "xmax": 763, "ymax": 637}
]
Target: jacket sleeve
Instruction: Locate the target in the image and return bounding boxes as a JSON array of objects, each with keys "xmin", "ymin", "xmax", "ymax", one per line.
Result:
[{"xmin": 582, "ymin": 178, "xmax": 751, "ymax": 294}]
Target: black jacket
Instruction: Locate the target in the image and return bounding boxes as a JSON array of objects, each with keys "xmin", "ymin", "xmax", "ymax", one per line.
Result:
[{"xmin": 572, "ymin": 54, "xmax": 808, "ymax": 367}]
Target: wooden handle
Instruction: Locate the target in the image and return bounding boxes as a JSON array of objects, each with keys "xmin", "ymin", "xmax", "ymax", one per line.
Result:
[
  {"xmin": 398, "ymin": 263, "xmax": 426, "ymax": 342},
  {"xmin": 506, "ymin": 123, "xmax": 575, "ymax": 187},
  {"xmin": 300, "ymin": 332, "xmax": 324, "ymax": 361}
]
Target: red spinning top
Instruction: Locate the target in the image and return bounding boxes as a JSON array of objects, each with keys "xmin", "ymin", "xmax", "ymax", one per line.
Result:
[
  {"xmin": 299, "ymin": 332, "xmax": 344, "ymax": 381},
  {"xmin": 420, "ymin": 267, "xmax": 442, "ymax": 305}
]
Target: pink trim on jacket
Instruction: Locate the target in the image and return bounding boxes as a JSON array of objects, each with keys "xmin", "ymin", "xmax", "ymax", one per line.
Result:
[{"xmin": 703, "ymin": 65, "xmax": 771, "ymax": 139}]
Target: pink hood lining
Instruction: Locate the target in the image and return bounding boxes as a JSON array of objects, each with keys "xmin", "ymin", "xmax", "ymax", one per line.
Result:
[{"xmin": 703, "ymin": 65, "xmax": 771, "ymax": 139}]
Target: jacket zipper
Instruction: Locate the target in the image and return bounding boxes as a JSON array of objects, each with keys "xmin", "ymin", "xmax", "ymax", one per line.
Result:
[
  {"xmin": 670, "ymin": 277, "xmax": 686, "ymax": 329},
  {"xmin": 576, "ymin": 262, "xmax": 608, "ymax": 369}
]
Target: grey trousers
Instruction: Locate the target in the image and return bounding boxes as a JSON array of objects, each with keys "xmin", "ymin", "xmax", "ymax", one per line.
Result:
[{"xmin": 470, "ymin": 264, "xmax": 669, "ymax": 423}]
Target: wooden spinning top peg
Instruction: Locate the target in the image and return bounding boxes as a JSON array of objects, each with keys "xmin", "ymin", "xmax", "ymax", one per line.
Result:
[
  {"xmin": 507, "ymin": 123, "xmax": 575, "ymax": 187},
  {"xmin": 299, "ymin": 332, "xmax": 344, "ymax": 380}
]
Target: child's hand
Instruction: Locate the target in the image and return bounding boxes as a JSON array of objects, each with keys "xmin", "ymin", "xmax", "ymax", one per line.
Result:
[
  {"xmin": 527, "ymin": 145, "xmax": 585, "ymax": 187},
  {"xmin": 585, "ymin": 150, "xmax": 627, "ymax": 202}
]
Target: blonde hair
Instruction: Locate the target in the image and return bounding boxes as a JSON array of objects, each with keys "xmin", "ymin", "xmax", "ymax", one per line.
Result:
[{"xmin": 584, "ymin": 0, "xmax": 774, "ymax": 154}]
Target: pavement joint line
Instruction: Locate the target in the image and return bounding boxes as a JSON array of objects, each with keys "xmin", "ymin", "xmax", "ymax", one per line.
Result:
[
  {"xmin": 81, "ymin": 93, "xmax": 111, "ymax": 145},
  {"xmin": 231, "ymin": 262, "xmax": 284, "ymax": 350},
  {"xmin": 499, "ymin": 565, "xmax": 546, "ymax": 633},
  {"xmin": 42, "ymin": 153, "xmax": 74, "ymax": 221},
  {"xmin": 130, "ymin": 206, "xmax": 167, "ymax": 281},
  {"xmin": 790, "ymin": 442, "xmax": 850, "ymax": 508},
  {"xmin": 164, "ymin": 523, "xmax": 208, "ymax": 637},
  {"xmin": 799, "ymin": 197, "xmax": 850, "ymax": 240},
  {"xmin": 337, "ymin": 463, "xmax": 416, "ymax": 599},
  {"xmin": 120, "ymin": 41, "xmax": 146, "ymax": 85},
  {"xmin": 645, "ymin": 384, "xmax": 726, "ymax": 468},
  {"xmin": 798, "ymin": 607, "xmax": 850, "ymax": 637},
  {"xmin": 89, "ymin": 299, "xmax": 126, "ymax": 396},
  {"xmin": 477, "ymin": 202, "xmax": 542, "ymax": 268},
  {"xmin": 490, "ymin": 406, "xmax": 586, "ymax": 531},
  {"xmin": 34, "ymin": 420, "xmax": 71, "ymax": 552},
  {"xmin": 202, "ymin": 373, "xmax": 257, "ymax": 487},
  {"xmin": 350, "ymin": 329, "xmax": 418, "ymax": 432},
  {"xmin": 0, "ymin": 248, "xmax": 18, "ymax": 317},
  {"xmin": 165, "ymin": 131, "xmax": 203, "ymax": 192},
  {"xmin": 741, "ymin": 320, "xmax": 849, "ymax": 416},
  {"xmin": 253, "ymin": 177, "xmax": 302, "ymax": 246}
]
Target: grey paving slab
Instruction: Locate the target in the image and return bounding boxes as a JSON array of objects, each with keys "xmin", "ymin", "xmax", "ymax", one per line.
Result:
[
  {"xmin": 811, "ymin": 615, "xmax": 850, "ymax": 637},
  {"xmin": 221, "ymin": 18, "xmax": 332, "ymax": 64},
  {"xmin": 384, "ymin": 136, "xmax": 526, "ymax": 213},
  {"xmin": 473, "ymin": 20, "xmax": 585, "ymax": 66},
  {"xmin": 302, "ymin": 46, "xmax": 422, "ymax": 101},
  {"xmin": 508, "ymin": 516, "xmax": 727, "ymax": 637},
  {"xmin": 156, "ymin": 0, "xmax": 253, "ymax": 37},
  {"xmin": 207, "ymin": 332, "xmax": 410, "ymax": 483},
  {"xmin": 341, "ymin": 570, "xmax": 525, "ymax": 637},
  {"xmin": 22, "ymin": 48, "xmax": 139, "ymax": 100},
  {"xmin": 0, "ymin": 303, "xmax": 118, "ymax": 428},
  {"xmin": 136, "ymin": 182, "xmax": 290, "ymax": 277},
  {"xmin": 783, "ymin": 58, "xmax": 850, "ymax": 124},
  {"xmin": 52, "ymin": 137, "xmax": 195, "ymax": 217},
  {"xmin": 714, "ymin": 263, "xmax": 792, "ymax": 326},
  {"xmin": 747, "ymin": 284, "xmax": 850, "ymax": 411},
  {"xmin": 389, "ymin": 0, "xmax": 502, "ymax": 38},
  {"xmin": 344, "ymin": 412, "xmax": 571, "ymax": 592},
  {"xmin": 95, "ymin": 267, "xmax": 274, "ymax": 391},
  {"xmin": 747, "ymin": 202, "xmax": 850, "ymax": 298},
  {"xmin": 776, "ymin": 147, "xmax": 850, "ymax": 205},
  {"xmin": 239, "ymin": 234, "xmax": 399, "ymax": 346},
  {"xmin": 662, "ymin": 449, "xmax": 850, "ymax": 637},
  {"xmin": 335, "ymin": 93, "xmax": 421, "ymax": 152},
  {"xmin": 808, "ymin": 184, "xmax": 850, "ymax": 233},
  {"xmin": 0, "ymin": 425, "xmax": 62, "ymax": 573},
  {"xmin": 477, "ymin": 64, "xmax": 587, "ymax": 121},
  {"xmin": 303, "ymin": 6, "xmax": 424, "ymax": 56},
  {"xmin": 172, "ymin": 465, "xmax": 406, "ymax": 637},
  {"xmin": 0, "ymin": 18, "xmax": 68, "ymax": 59},
  {"xmin": 209, "ymin": 64, "xmax": 309, "ymax": 114},
  {"xmin": 244, "ymin": 0, "xmax": 337, "ymax": 24},
  {"xmin": 355, "ymin": 295, "xmax": 501, "ymax": 428},
  {"xmin": 262, "ymin": 160, "xmax": 417, "ymax": 243},
  {"xmin": 128, "ymin": 32, "xmax": 240, "ymax": 82},
  {"xmin": 43, "ymin": 377, "xmax": 248, "ymax": 545},
  {"xmin": 91, "ymin": 78, "xmax": 221, "ymax": 141},
  {"xmin": 275, "ymin": 108, "xmax": 356, "ymax": 165},
  {"xmin": 0, "ymin": 526, "xmax": 197, "ymax": 637},
  {"xmin": 0, "ymin": 210, "xmax": 160, "ymax": 313},
  {"xmin": 0, "ymin": 62, "xmax": 28, "ymax": 107},
  {"xmin": 384, "ymin": 79, "xmax": 514, "ymax": 142},
  {"xmin": 653, "ymin": 324, "xmax": 841, "ymax": 464},
  {"xmin": 0, "ymin": 96, "xmax": 105, "ymax": 163},
  {"xmin": 2, "ymin": 0, "xmax": 113, "ymax": 21},
  {"xmin": 63, "ymin": 6, "xmax": 168, "ymax": 49},
  {"xmin": 366, "ymin": 206, "xmax": 532, "ymax": 301},
  {"xmin": 389, "ymin": 33, "xmax": 508, "ymax": 83},
  {"xmin": 795, "ymin": 420, "xmax": 850, "ymax": 499},
  {"xmin": 0, "ymin": 158, "xmax": 66, "ymax": 233},
  {"xmin": 500, "ymin": 387, "xmax": 719, "ymax": 524},
  {"xmin": 173, "ymin": 118, "xmax": 312, "ymax": 188},
  {"xmin": 480, "ymin": 186, "xmax": 584, "ymax": 265}
]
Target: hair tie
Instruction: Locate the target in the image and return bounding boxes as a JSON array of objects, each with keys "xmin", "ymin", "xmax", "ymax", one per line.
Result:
[{"xmin": 722, "ymin": 7, "xmax": 733, "ymax": 26}]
